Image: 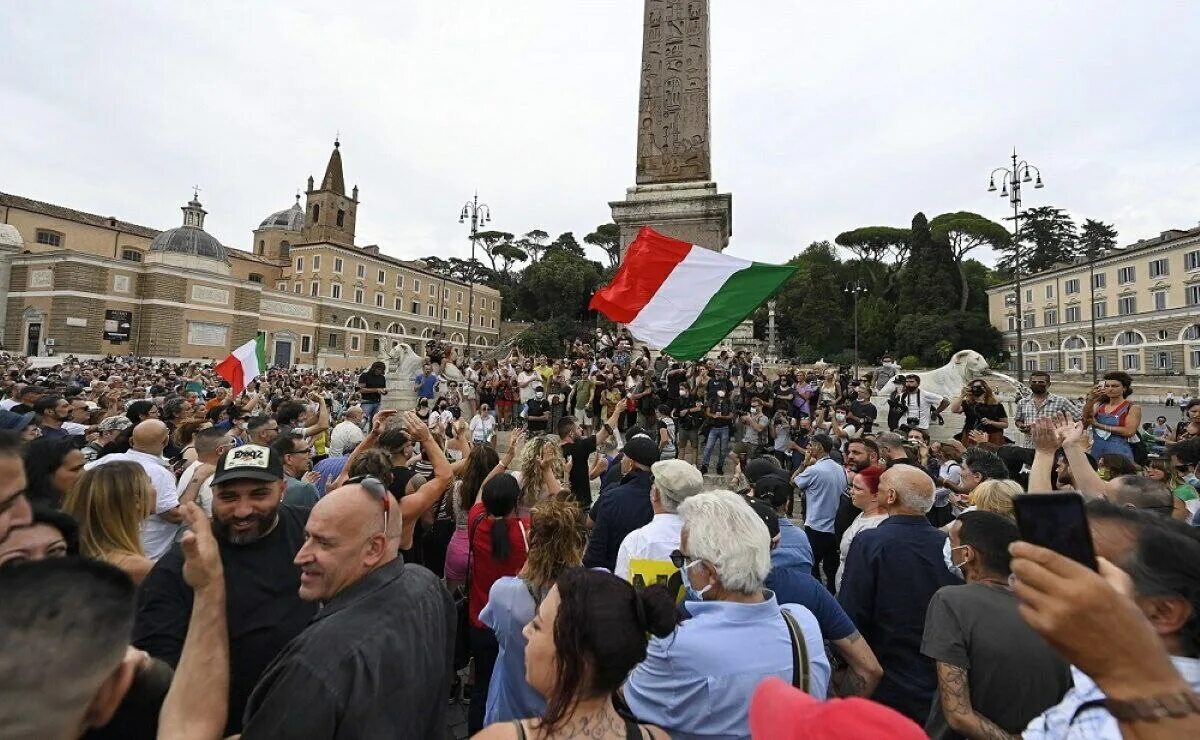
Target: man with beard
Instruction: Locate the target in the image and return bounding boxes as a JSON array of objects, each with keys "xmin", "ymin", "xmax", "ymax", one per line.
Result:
[{"xmin": 133, "ymin": 444, "xmax": 315, "ymax": 737}]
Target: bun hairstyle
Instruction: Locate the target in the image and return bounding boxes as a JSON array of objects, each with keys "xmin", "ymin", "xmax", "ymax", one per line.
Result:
[{"xmin": 542, "ymin": 568, "xmax": 677, "ymax": 733}]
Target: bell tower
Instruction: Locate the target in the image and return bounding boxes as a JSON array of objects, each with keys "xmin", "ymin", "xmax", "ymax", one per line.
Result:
[{"xmin": 302, "ymin": 138, "xmax": 358, "ymax": 245}]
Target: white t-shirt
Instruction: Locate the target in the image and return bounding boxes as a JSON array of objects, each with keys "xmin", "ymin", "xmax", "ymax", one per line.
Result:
[
  {"xmin": 469, "ymin": 414, "xmax": 496, "ymax": 443},
  {"xmin": 615, "ymin": 513, "xmax": 684, "ymax": 580},
  {"xmin": 328, "ymin": 419, "xmax": 365, "ymax": 456},
  {"xmin": 898, "ymin": 389, "xmax": 945, "ymax": 429},
  {"xmin": 176, "ymin": 460, "xmax": 214, "ymax": 517},
  {"xmin": 835, "ymin": 513, "xmax": 888, "ymax": 593}
]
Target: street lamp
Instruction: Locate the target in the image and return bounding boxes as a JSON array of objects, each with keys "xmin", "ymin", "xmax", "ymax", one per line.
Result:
[
  {"xmin": 988, "ymin": 149, "xmax": 1044, "ymax": 383},
  {"xmin": 459, "ymin": 192, "xmax": 491, "ymax": 357},
  {"xmin": 843, "ymin": 281, "xmax": 866, "ymax": 380}
]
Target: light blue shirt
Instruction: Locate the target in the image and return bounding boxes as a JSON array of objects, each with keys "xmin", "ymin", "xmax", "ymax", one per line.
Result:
[
  {"xmin": 623, "ymin": 590, "xmax": 829, "ymax": 740},
  {"xmin": 775, "ymin": 517, "xmax": 814, "ymax": 573},
  {"xmin": 1023, "ymin": 656, "xmax": 1200, "ymax": 739},
  {"xmin": 793, "ymin": 456, "xmax": 846, "ymax": 534},
  {"xmin": 480, "ymin": 577, "xmax": 545, "ymax": 723}
]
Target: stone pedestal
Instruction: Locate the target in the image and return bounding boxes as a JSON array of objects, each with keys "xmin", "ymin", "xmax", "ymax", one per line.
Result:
[
  {"xmin": 381, "ymin": 386, "xmax": 416, "ymax": 414},
  {"xmin": 609, "ymin": 181, "xmax": 732, "ymax": 254}
]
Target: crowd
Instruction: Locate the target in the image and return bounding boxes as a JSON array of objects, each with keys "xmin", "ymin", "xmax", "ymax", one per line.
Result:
[{"xmin": 1, "ymin": 340, "xmax": 1199, "ymax": 740}]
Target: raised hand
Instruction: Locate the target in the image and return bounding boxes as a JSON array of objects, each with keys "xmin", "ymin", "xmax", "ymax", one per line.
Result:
[
  {"xmin": 403, "ymin": 410, "xmax": 432, "ymax": 442},
  {"xmin": 1030, "ymin": 418, "xmax": 1061, "ymax": 453},
  {"xmin": 179, "ymin": 502, "xmax": 222, "ymax": 593},
  {"xmin": 371, "ymin": 409, "xmax": 398, "ymax": 434}
]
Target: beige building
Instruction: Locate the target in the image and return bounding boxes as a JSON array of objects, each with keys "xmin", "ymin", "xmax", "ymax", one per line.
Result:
[
  {"xmin": 0, "ymin": 141, "xmax": 501, "ymax": 368},
  {"xmin": 987, "ymin": 226, "xmax": 1200, "ymax": 378}
]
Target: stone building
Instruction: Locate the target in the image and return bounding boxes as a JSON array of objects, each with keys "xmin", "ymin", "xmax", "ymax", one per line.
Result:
[
  {"xmin": 987, "ymin": 225, "xmax": 1200, "ymax": 379},
  {"xmin": 0, "ymin": 141, "xmax": 502, "ymax": 367}
]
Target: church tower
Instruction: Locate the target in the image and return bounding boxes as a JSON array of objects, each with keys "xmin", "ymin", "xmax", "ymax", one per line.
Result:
[{"xmin": 301, "ymin": 139, "xmax": 358, "ymax": 246}]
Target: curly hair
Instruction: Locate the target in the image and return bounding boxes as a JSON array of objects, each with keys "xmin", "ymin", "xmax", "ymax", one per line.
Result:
[
  {"xmin": 520, "ymin": 498, "xmax": 585, "ymax": 592},
  {"xmin": 517, "ymin": 434, "xmax": 566, "ymax": 506},
  {"xmin": 459, "ymin": 444, "xmax": 500, "ymax": 514},
  {"xmin": 347, "ymin": 449, "xmax": 395, "ymax": 489}
]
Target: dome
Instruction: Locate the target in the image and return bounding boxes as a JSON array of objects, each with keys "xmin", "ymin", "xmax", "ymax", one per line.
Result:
[
  {"xmin": 149, "ymin": 226, "xmax": 229, "ymax": 263},
  {"xmin": 259, "ymin": 201, "xmax": 305, "ymax": 231},
  {"xmin": 0, "ymin": 224, "xmax": 22, "ymax": 249}
]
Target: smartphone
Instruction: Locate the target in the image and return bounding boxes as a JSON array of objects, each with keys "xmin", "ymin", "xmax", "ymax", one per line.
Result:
[{"xmin": 1012, "ymin": 493, "xmax": 1098, "ymax": 570}]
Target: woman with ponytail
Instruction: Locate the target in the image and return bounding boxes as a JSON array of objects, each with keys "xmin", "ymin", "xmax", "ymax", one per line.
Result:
[
  {"xmin": 467, "ymin": 473, "xmax": 531, "ymax": 734},
  {"xmin": 476, "ymin": 568, "xmax": 676, "ymax": 739}
]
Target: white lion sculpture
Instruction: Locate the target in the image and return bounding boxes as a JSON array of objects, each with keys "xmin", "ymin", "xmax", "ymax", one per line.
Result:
[{"xmin": 913, "ymin": 350, "xmax": 993, "ymax": 401}]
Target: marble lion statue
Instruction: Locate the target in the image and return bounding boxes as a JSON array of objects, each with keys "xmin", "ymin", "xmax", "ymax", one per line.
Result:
[
  {"xmin": 913, "ymin": 350, "xmax": 994, "ymax": 401},
  {"xmin": 383, "ymin": 342, "xmax": 424, "ymax": 384}
]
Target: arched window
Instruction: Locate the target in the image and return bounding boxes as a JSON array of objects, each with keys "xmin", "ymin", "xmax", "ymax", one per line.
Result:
[
  {"xmin": 248, "ymin": 273, "xmax": 263, "ymax": 284},
  {"xmin": 279, "ymin": 241, "xmax": 291, "ymax": 260},
  {"xmin": 1116, "ymin": 330, "xmax": 1144, "ymax": 346},
  {"xmin": 312, "ymin": 204, "xmax": 320, "ymax": 223},
  {"xmin": 257, "ymin": 239, "xmax": 265, "ymax": 254},
  {"xmin": 1022, "ymin": 340, "xmax": 1041, "ymax": 353},
  {"xmin": 345, "ymin": 316, "xmax": 368, "ymax": 330},
  {"xmin": 336, "ymin": 209, "xmax": 345, "ymax": 227},
  {"xmin": 1183, "ymin": 324, "xmax": 1200, "ymax": 341},
  {"xmin": 1063, "ymin": 336, "xmax": 1086, "ymax": 350}
]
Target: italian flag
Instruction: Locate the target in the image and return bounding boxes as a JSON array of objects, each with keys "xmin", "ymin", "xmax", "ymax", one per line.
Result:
[
  {"xmin": 214, "ymin": 336, "xmax": 267, "ymax": 396},
  {"xmin": 589, "ymin": 227, "xmax": 796, "ymax": 360}
]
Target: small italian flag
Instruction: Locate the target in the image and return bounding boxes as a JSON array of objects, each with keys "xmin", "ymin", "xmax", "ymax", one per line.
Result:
[
  {"xmin": 589, "ymin": 227, "xmax": 796, "ymax": 360},
  {"xmin": 214, "ymin": 335, "xmax": 267, "ymax": 396}
]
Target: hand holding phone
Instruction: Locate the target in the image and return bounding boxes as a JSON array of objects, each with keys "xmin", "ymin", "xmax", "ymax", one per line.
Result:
[{"xmin": 1013, "ymin": 492, "xmax": 1098, "ymax": 570}]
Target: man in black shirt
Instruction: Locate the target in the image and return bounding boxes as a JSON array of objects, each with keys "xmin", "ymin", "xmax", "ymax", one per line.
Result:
[
  {"xmin": 524, "ymin": 385, "xmax": 551, "ymax": 433},
  {"xmin": 846, "ymin": 384, "xmax": 879, "ymax": 434},
  {"xmin": 357, "ymin": 361, "xmax": 387, "ymax": 424},
  {"xmin": 558, "ymin": 403, "xmax": 623, "ymax": 512},
  {"xmin": 133, "ymin": 444, "xmax": 316, "ymax": 736}
]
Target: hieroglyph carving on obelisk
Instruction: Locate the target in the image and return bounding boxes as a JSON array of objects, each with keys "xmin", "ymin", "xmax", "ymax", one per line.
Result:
[{"xmin": 635, "ymin": 0, "xmax": 712, "ymax": 185}]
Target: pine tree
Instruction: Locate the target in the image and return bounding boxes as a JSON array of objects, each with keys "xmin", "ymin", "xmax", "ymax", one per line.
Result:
[
  {"xmin": 898, "ymin": 213, "xmax": 959, "ymax": 314},
  {"xmin": 998, "ymin": 206, "xmax": 1078, "ymax": 274},
  {"xmin": 1078, "ymin": 218, "xmax": 1118, "ymax": 260}
]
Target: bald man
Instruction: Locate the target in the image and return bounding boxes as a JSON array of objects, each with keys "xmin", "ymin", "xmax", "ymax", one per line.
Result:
[
  {"xmin": 85, "ymin": 419, "xmax": 185, "ymax": 560},
  {"xmin": 837, "ymin": 464, "xmax": 961, "ymax": 724},
  {"xmin": 240, "ymin": 482, "xmax": 455, "ymax": 738}
]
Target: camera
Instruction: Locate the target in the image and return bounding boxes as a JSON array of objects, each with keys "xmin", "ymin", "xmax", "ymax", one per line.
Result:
[{"xmin": 906, "ymin": 416, "xmax": 919, "ymax": 427}]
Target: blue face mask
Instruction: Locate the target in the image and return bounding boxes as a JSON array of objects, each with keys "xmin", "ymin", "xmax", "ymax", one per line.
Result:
[
  {"xmin": 681, "ymin": 559, "xmax": 712, "ymax": 601},
  {"xmin": 1185, "ymin": 473, "xmax": 1200, "ymax": 488}
]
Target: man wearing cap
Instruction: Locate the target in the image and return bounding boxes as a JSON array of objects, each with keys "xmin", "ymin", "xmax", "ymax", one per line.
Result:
[
  {"xmin": 614, "ymin": 458, "xmax": 704, "ymax": 581},
  {"xmin": 793, "ymin": 434, "xmax": 846, "ymax": 592},
  {"xmin": 583, "ymin": 435, "xmax": 660, "ymax": 572},
  {"xmin": 134, "ymin": 443, "xmax": 316, "ymax": 737},
  {"xmin": 82, "ymin": 414, "xmax": 132, "ymax": 463}
]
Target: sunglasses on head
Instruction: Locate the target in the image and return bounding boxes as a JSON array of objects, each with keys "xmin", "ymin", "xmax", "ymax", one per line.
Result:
[{"xmin": 347, "ymin": 475, "xmax": 390, "ymax": 535}]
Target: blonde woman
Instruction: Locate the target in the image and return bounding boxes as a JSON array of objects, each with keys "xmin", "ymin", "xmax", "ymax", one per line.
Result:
[
  {"xmin": 968, "ymin": 479, "xmax": 1021, "ymax": 521},
  {"xmin": 511, "ymin": 434, "xmax": 567, "ymax": 509},
  {"xmin": 62, "ymin": 460, "xmax": 155, "ymax": 584}
]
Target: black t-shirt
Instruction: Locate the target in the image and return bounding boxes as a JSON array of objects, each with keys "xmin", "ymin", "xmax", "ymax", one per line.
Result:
[
  {"xmin": 922, "ymin": 583, "xmax": 1071, "ymax": 739},
  {"xmin": 707, "ymin": 398, "xmax": 734, "ymax": 429},
  {"xmin": 674, "ymin": 396, "xmax": 704, "ymax": 430},
  {"xmin": 961, "ymin": 401, "xmax": 1007, "ymax": 435},
  {"xmin": 133, "ymin": 505, "xmax": 317, "ymax": 736},
  {"xmin": 563, "ymin": 434, "xmax": 598, "ymax": 510},
  {"xmin": 848, "ymin": 399, "xmax": 878, "ymax": 433},
  {"xmin": 524, "ymin": 398, "xmax": 550, "ymax": 432},
  {"xmin": 359, "ymin": 371, "xmax": 386, "ymax": 402}
]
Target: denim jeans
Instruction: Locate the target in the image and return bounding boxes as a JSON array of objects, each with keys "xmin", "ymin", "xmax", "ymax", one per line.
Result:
[
  {"xmin": 361, "ymin": 401, "xmax": 381, "ymax": 424},
  {"xmin": 701, "ymin": 426, "xmax": 730, "ymax": 469}
]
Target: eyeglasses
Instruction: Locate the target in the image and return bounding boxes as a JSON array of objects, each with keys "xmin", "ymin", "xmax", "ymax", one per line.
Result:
[
  {"xmin": 669, "ymin": 549, "xmax": 697, "ymax": 569},
  {"xmin": 347, "ymin": 475, "xmax": 390, "ymax": 535}
]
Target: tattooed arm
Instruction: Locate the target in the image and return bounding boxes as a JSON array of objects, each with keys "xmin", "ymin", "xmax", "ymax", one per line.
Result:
[
  {"xmin": 829, "ymin": 631, "xmax": 883, "ymax": 697},
  {"xmin": 935, "ymin": 662, "xmax": 1017, "ymax": 740}
]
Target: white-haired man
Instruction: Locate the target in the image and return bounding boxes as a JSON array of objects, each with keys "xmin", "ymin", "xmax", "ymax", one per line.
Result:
[
  {"xmin": 623, "ymin": 489, "xmax": 830, "ymax": 739},
  {"xmin": 837, "ymin": 465, "xmax": 960, "ymax": 725},
  {"xmin": 614, "ymin": 459, "xmax": 704, "ymax": 581},
  {"xmin": 328, "ymin": 405, "xmax": 365, "ymax": 457}
]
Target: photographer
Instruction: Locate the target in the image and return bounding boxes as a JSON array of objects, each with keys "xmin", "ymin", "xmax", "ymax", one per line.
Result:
[
  {"xmin": 732, "ymin": 399, "xmax": 770, "ymax": 470},
  {"xmin": 949, "ymin": 379, "xmax": 1008, "ymax": 446},
  {"xmin": 673, "ymin": 383, "xmax": 704, "ymax": 466}
]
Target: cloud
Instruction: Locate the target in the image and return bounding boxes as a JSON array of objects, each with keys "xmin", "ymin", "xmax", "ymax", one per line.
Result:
[{"xmin": 2, "ymin": 1, "xmax": 1197, "ymax": 268}]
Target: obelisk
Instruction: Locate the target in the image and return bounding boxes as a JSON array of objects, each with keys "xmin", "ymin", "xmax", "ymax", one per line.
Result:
[{"xmin": 610, "ymin": 0, "xmax": 732, "ymax": 254}]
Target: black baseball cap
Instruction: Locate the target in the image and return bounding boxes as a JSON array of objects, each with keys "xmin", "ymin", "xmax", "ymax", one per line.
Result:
[
  {"xmin": 211, "ymin": 444, "xmax": 284, "ymax": 485},
  {"xmin": 746, "ymin": 498, "xmax": 780, "ymax": 539},
  {"xmin": 623, "ymin": 436, "xmax": 661, "ymax": 467}
]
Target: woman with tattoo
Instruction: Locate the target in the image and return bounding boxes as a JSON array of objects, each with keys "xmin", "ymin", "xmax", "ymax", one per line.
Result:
[{"xmin": 474, "ymin": 568, "xmax": 676, "ymax": 739}]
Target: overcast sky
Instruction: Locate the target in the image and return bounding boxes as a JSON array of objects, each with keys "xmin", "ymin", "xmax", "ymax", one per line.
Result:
[{"xmin": 4, "ymin": 1, "xmax": 1198, "ymax": 268}]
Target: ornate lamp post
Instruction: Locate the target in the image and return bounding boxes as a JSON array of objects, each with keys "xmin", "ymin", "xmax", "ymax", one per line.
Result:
[
  {"xmin": 988, "ymin": 149, "xmax": 1044, "ymax": 383},
  {"xmin": 844, "ymin": 281, "xmax": 865, "ymax": 380},
  {"xmin": 459, "ymin": 192, "xmax": 491, "ymax": 357}
]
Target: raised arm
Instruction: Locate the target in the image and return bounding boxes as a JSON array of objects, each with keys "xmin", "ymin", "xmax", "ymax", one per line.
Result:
[
  {"xmin": 399, "ymin": 411, "xmax": 453, "ymax": 550},
  {"xmin": 329, "ymin": 409, "xmax": 397, "ymax": 491},
  {"xmin": 1028, "ymin": 418, "xmax": 1060, "ymax": 493},
  {"xmin": 481, "ymin": 428, "xmax": 525, "ymax": 494},
  {"xmin": 1056, "ymin": 417, "xmax": 1111, "ymax": 499},
  {"xmin": 594, "ymin": 403, "xmax": 623, "ymax": 450},
  {"xmin": 301, "ymin": 391, "xmax": 330, "ymax": 438}
]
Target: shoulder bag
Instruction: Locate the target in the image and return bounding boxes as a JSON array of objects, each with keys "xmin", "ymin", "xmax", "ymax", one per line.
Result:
[{"xmin": 781, "ymin": 608, "xmax": 811, "ymax": 693}]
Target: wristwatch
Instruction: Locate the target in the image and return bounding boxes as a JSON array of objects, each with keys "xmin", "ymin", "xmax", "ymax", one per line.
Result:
[{"xmin": 1106, "ymin": 691, "xmax": 1200, "ymax": 721}]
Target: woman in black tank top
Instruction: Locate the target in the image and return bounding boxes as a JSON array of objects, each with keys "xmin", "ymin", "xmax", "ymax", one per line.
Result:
[{"xmin": 473, "ymin": 569, "xmax": 676, "ymax": 740}]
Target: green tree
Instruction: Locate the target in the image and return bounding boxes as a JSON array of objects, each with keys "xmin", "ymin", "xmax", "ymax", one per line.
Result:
[
  {"xmin": 1077, "ymin": 218, "xmax": 1118, "ymax": 261},
  {"xmin": 898, "ymin": 213, "xmax": 959, "ymax": 315},
  {"xmin": 835, "ymin": 226, "xmax": 910, "ymax": 301},
  {"xmin": 420, "ymin": 255, "xmax": 452, "ymax": 276},
  {"xmin": 584, "ymin": 223, "xmax": 622, "ymax": 268},
  {"xmin": 515, "ymin": 248, "xmax": 602, "ymax": 322},
  {"xmin": 473, "ymin": 230, "xmax": 515, "ymax": 273},
  {"xmin": 492, "ymin": 243, "xmax": 528, "ymax": 274},
  {"xmin": 548, "ymin": 231, "xmax": 585, "ymax": 257},
  {"xmin": 516, "ymin": 229, "xmax": 550, "ymax": 263},
  {"xmin": 929, "ymin": 212, "xmax": 1010, "ymax": 311},
  {"xmin": 998, "ymin": 206, "xmax": 1078, "ymax": 274}
]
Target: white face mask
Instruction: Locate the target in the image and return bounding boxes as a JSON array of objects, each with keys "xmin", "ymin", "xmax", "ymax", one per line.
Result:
[
  {"xmin": 535, "ymin": 392, "xmax": 544, "ymax": 399},
  {"xmin": 835, "ymin": 412, "xmax": 847, "ymax": 422},
  {"xmin": 717, "ymin": 390, "xmax": 726, "ymax": 398}
]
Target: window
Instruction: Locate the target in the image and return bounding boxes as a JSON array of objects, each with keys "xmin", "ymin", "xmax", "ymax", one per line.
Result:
[
  {"xmin": 376, "ymin": 270, "xmax": 384, "ymax": 284},
  {"xmin": 1093, "ymin": 300, "xmax": 1108, "ymax": 318},
  {"xmin": 1187, "ymin": 286, "xmax": 1200, "ymax": 306},
  {"xmin": 490, "ymin": 317, "xmax": 496, "ymax": 329},
  {"xmin": 1117, "ymin": 296, "xmax": 1136, "ymax": 315},
  {"xmin": 1064, "ymin": 278, "xmax": 1080, "ymax": 294},
  {"xmin": 1156, "ymin": 352, "xmax": 1171, "ymax": 370},
  {"xmin": 1044, "ymin": 357, "xmax": 1058, "ymax": 371},
  {"xmin": 1117, "ymin": 266, "xmax": 1135, "ymax": 284},
  {"xmin": 480, "ymin": 314, "xmax": 487, "ymax": 327},
  {"xmin": 1154, "ymin": 290, "xmax": 1168, "ymax": 311},
  {"xmin": 395, "ymin": 297, "xmax": 403, "ymax": 311},
  {"xmin": 356, "ymin": 264, "xmax": 365, "ymax": 279},
  {"xmin": 312, "ymin": 204, "xmax": 321, "ymax": 223},
  {"xmin": 414, "ymin": 278, "xmax": 421, "ymax": 293},
  {"xmin": 1043, "ymin": 308, "xmax": 1058, "ymax": 326},
  {"xmin": 336, "ymin": 209, "xmax": 345, "ymax": 227},
  {"xmin": 1096, "ymin": 355, "xmax": 1107, "ymax": 370},
  {"xmin": 354, "ymin": 288, "xmax": 364, "ymax": 304},
  {"xmin": 1024, "ymin": 289, "xmax": 1032, "ymax": 303},
  {"xmin": 248, "ymin": 273, "xmax": 263, "ymax": 283},
  {"xmin": 301, "ymin": 335, "xmax": 312, "ymax": 353},
  {"xmin": 1045, "ymin": 285, "xmax": 1055, "ymax": 299},
  {"xmin": 1158, "ymin": 330, "xmax": 1170, "ymax": 340},
  {"xmin": 1149, "ymin": 258, "xmax": 1169, "ymax": 278},
  {"xmin": 1186, "ymin": 250, "xmax": 1200, "ymax": 271},
  {"xmin": 334, "ymin": 258, "xmax": 343, "ymax": 273},
  {"xmin": 1025, "ymin": 359, "xmax": 1038, "ymax": 372},
  {"xmin": 429, "ymin": 283, "xmax": 436, "ymax": 297},
  {"xmin": 1023, "ymin": 313, "xmax": 1035, "ymax": 329},
  {"xmin": 1069, "ymin": 356, "xmax": 1082, "ymax": 370},
  {"xmin": 310, "ymin": 281, "xmax": 319, "ymax": 296},
  {"xmin": 293, "ymin": 283, "xmax": 302, "ymax": 294},
  {"xmin": 279, "ymin": 241, "xmax": 291, "ymax": 259},
  {"xmin": 372, "ymin": 338, "xmax": 381, "ymax": 353},
  {"xmin": 296, "ymin": 257, "xmax": 304, "ymax": 272},
  {"xmin": 1116, "ymin": 330, "xmax": 1143, "ymax": 346},
  {"xmin": 35, "ymin": 230, "xmax": 63, "ymax": 247},
  {"xmin": 1122, "ymin": 353, "xmax": 1140, "ymax": 371},
  {"xmin": 1093, "ymin": 273, "xmax": 1107, "ymax": 289},
  {"xmin": 1183, "ymin": 325, "xmax": 1200, "ymax": 341},
  {"xmin": 121, "ymin": 248, "xmax": 143, "ymax": 262},
  {"xmin": 350, "ymin": 335, "xmax": 360, "ymax": 351},
  {"xmin": 1192, "ymin": 349, "xmax": 1200, "ymax": 369},
  {"xmin": 375, "ymin": 292, "xmax": 383, "ymax": 307},
  {"xmin": 1065, "ymin": 306, "xmax": 1081, "ymax": 322},
  {"xmin": 396, "ymin": 274, "xmax": 404, "ymax": 288},
  {"xmin": 327, "ymin": 332, "xmax": 339, "ymax": 349},
  {"xmin": 411, "ymin": 301, "xmax": 419, "ymax": 314},
  {"xmin": 276, "ymin": 281, "xmax": 287, "ymax": 291},
  {"xmin": 457, "ymin": 291, "xmax": 463, "ymax": 303},
  {"xmin": 1064, "ymin": 336, "xmax": 1086, "ymax": 350},
  {"xmin": 331, "ymin": 284, "xmax": 342, "ymax": 300},
  {"xmin": 443, "ymin": 287, "xmax": 450, "ymax": 300},
  {"xmin": 1007, "ymin": 316, "xmax": 1016, "ymax": 331},
  {"xmin": 427, "ymin": 304, "xmax": 435, "ymax": 317},
  {"xmin": 455, "ymin": 310, "xmax": 462, "ymax": 322},
  {"xmin": 257, "ymin": 239, "xmax": 265, "ymax": 254},
  {"xmin": 313, "ymin": 256, "xmax": 320, "ymax": 270},
  {"xmin": 442, "ymin": 308, "xmax": 448, "ymax": 320}
]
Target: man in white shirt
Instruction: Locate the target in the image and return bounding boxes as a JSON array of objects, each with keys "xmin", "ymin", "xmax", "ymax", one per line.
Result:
[
  {"xmin": 896, "ymin": 374, "xmax": 948, "ymax": 433},
  {"xmin": 328, "ymin": 405, "xmax": 366, "ymax": 456},
  {"xmin": 176, "ymin": 426, "xmax": 234, "ymax": 516},
  {"xmin": 83, "ymin": 419, "xmax": 186, "ymax": 560},
  {"xmin": 614, "ymin": 459, "xmax": 704, "ymax": 580}
]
